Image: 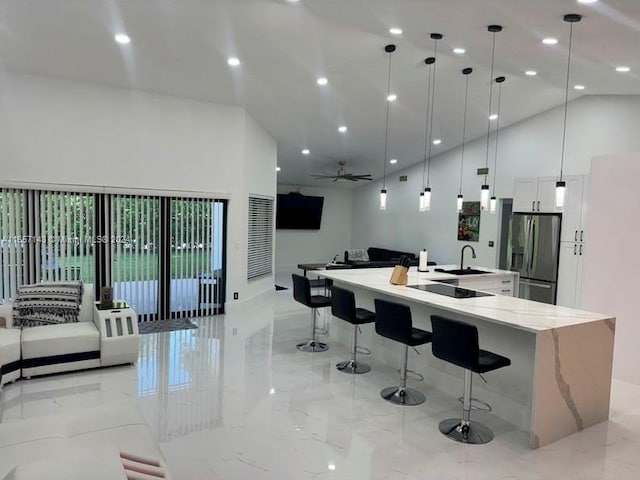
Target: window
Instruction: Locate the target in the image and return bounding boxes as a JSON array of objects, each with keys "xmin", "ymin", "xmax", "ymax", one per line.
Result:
[{"xmin": 247, "ymin": 196, "xmax": 273, "ymax": 280}]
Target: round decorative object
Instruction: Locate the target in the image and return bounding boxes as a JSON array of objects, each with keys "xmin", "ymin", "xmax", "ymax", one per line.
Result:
[
  {"xmin": 564, "ymin": 13, "xmax": 582, "ymax": 23},
  {"xmin": 385, "ymin": 44, "xmax": 396, "ymax": 53},
  {"xmin": 425, "ymin": 56, "xmax": 436, "ymax": 65},
  {"xmin": 462, "ymin": 67, "xmax": 473, "ymax": 75}
]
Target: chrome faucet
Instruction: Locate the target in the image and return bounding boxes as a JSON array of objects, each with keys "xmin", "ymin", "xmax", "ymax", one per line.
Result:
[{"xmin": 460, "ymin": 245, "xmax": 476, "ymax": 270}]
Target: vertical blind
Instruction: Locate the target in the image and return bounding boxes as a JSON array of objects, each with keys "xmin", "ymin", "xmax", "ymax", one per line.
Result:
[
  {"xmin": 247, "ymin": 196, "xmax": 274, "ymax": 280},
  {"xmin": 0, "ymin": 189, "xmax": 26, "ymax": 302}
]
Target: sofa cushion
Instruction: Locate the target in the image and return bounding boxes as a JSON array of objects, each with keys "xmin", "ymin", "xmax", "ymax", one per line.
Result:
[
  {"xmin": 0, "ymin": 329, "xmax": 21, "ymax": 365},
  {"xmin": 21, "ymin": 322, "xmax": 99, "ymax": 360},
  {"xmin": 367, "ymin": 247, "xmax": 416, "ymax": 261},
  {"xmin": 13, "ymin": 282, "xmax": 83, "ymax": 327},
  {"xmin": 345, "ymin": 249, "xmax": 369, "ymax": 262}
]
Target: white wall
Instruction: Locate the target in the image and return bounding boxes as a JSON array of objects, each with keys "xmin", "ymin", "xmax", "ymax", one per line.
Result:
[
  {"xmin": 0, "ymin": 72, "xmax": 277, "ymax": 305},
  {"xmin": 275, "ymin": 184, "xmax": 352, "ymax": 286},
  {"xmin": 352, "ymin": 95, "xmax": 640, "ymax": 266},
  {"xmin": 582, "ymin": 153, "xmax": 640, "ymax": 385}
]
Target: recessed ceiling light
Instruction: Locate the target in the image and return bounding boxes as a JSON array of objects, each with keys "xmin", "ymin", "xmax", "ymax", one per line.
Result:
[
  {"xmin": 287, "ymin": 0, "xmax": 300, "ymax": 3},
  {"xmin": 542, "ymin": 38, "xmax": 559, "ymax": 45},
  {"xmin": 577, "ymin": 0, "xmax": 598, "ymax": 3},
  {"xmin": 616, "ymin": 66, "xmax": 631, "ymax": 73},
  {"xmin": 453, "ymin": 47, "xmax": 466, "ymax": 54},
  {"xmin": 338, "ymin": 125, "xmax": 347, "ymax": 133},
  {"xmin": 276, "ymin": 167, "xmax": 281, "ymax": 172},
  {"xmin": 489, "ymin": 114, "xmax": 498, "ymax": 120},
  {"xmin": 316, "ymin": 77, "xmax": 328, "ymax": 86},
  {"xmin": 389, "ymin": 27, "xmax": 403, "ymax": 35},
  {"xmin": 114, "ymin": 34, "xmax": 130, "ymax": 44},
  {"xmin": 432, "ymin": 139, "xmax": 442, "ymax": 145},
  {"xmin": 389, "ymin": 159, "xmax": 398, "ymax": 164},
  {"xmin": 574, "ymin": 84, "xmax": 586, "ymax": 90},
  {"xmin": 227, "ymin": 57, "xmax": 240, "ymax": 67},
  {"xmin": 302, "ymin": 149, "xmax": 310, "ymax": 155},
  {"xmin": 387, "ymin": 93, "xmax": 397, "ymax": 102},
  {"xmin": 525, "ymin": 70, "xmax": 537, "ymax": 76},
  {"xmin": 328, "ymin": 463, "xmax": 336, "ymax": 471}
]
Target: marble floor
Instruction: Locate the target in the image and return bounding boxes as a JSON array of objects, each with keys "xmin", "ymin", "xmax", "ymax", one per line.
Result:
[{"xmin": 2, "ymin": 291, "xmax": 640, "ymax": 479}]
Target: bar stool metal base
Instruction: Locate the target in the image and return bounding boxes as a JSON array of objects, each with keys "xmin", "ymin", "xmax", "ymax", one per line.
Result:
[
  {"xmin": 336, "ymin": 360, "xmax": 371, "ymax": 374},
  {"xmin": 380, "ymin": 386, "xmax": 425, "ymax": 406},
  {"xmin": 438, "ymin": 418, "xmax": 494, "ymax": 444},
  {"xmin": 296, "ymin": 340, "xmax": 328, "ymax": 353}
]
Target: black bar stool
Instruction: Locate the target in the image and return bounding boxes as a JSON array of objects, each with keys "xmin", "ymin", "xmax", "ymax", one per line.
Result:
[
  {"xmin": 330, "ymin": 286, "xmax": 375, "ymax": 374},
  {"xmin": 292, "ymin": 274, "xmax": 331, "ymax": 353},
  {"xmin": 374, "ymin": 298, "xmax": 432, "ymax": 406},
  {"xmin": 431, "ymin": 315, "xmax": 511, "ymax": 444}
]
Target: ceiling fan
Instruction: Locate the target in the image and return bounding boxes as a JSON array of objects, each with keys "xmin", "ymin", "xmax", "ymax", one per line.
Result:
[{"xmin": 311, "ymin": 161, "xmax": 373, "ymax": 182}]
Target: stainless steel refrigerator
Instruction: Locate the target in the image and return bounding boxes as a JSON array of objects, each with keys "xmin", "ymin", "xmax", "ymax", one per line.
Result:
[{"xmin": 502, "ymin": 214, "xmax": 561, "ymax": 304}]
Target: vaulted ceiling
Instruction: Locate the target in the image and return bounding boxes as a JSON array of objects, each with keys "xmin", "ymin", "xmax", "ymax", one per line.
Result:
[{"xmin": 1, "ymin": 0, "xmax": 639, "ymax": 186}]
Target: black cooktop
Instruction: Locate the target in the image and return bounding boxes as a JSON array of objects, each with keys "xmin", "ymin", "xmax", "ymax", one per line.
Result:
[{"xmin": 407, "ymin": 283, "xmax": 494, "ymax": 299}]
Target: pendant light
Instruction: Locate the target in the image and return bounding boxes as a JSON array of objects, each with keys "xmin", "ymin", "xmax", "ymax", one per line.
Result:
[
  {"xmin": 419, "ymin": 33, "xmax": 442, "ymax": 212},
  {"xmin": 458, "ymin": 67, "xmax": 473, "ymax": 212},
  {"xmin": 556, "ymin": 14, "xmax": 582, "ymax": 210},
  {"xmin": 380, "ymin": 44, "xmax": 396, "ymax": 211},
  {"xmin": 481, "ymin": 25, "xmax": 502, "ymax": 212},
  {"xmin": 490, "ymin": 76, "xmax": 506, "ymax": 214}
]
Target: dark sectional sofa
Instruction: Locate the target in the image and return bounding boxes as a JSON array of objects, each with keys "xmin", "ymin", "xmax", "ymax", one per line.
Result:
[{"xmin": 341, "ymin": 247, "xmax": 435, "ymax": 269}]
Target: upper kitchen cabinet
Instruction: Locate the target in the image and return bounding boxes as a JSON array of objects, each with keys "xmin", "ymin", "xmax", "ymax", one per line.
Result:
[{"xmin": 513, "ymin": 177, "xmax": 557, "ymax": 213}]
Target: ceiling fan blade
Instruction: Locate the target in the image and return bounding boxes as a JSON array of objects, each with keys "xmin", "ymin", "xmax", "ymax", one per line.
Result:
[
  {"xmin": 311, "ymin": 174, "xmax": 337, "ymax": 179},
  {"xmin": 351, "ymin": 174, "xmax": 373, "ymax": 179}
]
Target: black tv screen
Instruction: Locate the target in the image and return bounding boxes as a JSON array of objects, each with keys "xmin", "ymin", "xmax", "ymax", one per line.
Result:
[{"xmin": 276, "ymin": 193, "xmax": 324, "ymax": 230}]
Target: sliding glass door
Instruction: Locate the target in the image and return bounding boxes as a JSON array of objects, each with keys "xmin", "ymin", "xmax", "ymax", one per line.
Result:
[{"xmin": 0, "ymin": 186, "xmax": 226, "ymax": 320}]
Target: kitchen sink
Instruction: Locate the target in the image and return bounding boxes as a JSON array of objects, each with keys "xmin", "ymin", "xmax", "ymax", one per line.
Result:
[{"xmin": 434, "ymin": 268, "xmax": 493, "ymax": 276}]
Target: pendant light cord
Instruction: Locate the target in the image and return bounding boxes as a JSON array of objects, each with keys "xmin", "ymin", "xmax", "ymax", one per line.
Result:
[
  {"xmin": 484, "ymin": 31, "xmax": 497, "ymax": 184},
  {"xmin": 382, "ymin": 51, "xmax": 393, "ymax": 190},
  {"xmin": 460, "ymin": 73, "xmax": 470, "ymax": 195},
  {"xmin": 560, "ymin": 22, "xmax": 574, "ymax": 183},
  {"xmin": 421, "ymin": 62, "xmax": 433, "ymax": 191},
  {"xmin": 426, "ymin": 40, "xmax": 439, "ymax": 189},
  {"xmin": 492, "ymin": 80, "xmax": 503, "ymax": 195}
]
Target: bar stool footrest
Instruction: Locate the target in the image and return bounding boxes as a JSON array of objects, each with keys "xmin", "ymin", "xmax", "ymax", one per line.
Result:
[{"xmin": 458, "ymin": 396, "xmax": 492, "ymax": 412}]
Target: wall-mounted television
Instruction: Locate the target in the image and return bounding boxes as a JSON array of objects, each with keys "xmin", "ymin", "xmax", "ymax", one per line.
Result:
[{"xmin": 276, "ymin": 193, "xmax": 324, "ymax": 230}]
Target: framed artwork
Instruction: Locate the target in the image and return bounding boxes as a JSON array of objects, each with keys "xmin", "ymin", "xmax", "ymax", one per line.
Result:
[{"xmin": 458, "ymin": 201, "xmax": 481, "ymax": 242}]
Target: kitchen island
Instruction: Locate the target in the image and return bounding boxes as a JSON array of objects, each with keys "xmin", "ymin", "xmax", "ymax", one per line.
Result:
[{"xmin": 317, "ymin": 266, "xmax": 615, "ymax": 448}]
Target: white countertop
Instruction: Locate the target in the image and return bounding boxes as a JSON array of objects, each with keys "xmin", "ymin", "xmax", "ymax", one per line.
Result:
[{"xmin": 318, "ymin": 266, "xmax": 613, "ymax": 333}]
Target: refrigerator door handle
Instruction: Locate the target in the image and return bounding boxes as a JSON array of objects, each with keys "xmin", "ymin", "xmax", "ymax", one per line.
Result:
[
  {"xmin": 520, "ymin": 279, "xmax": 552, "ymax": 289},
  {"xmin": 529, "ymin": 220, "xmax": 537, "ymax": 273}
]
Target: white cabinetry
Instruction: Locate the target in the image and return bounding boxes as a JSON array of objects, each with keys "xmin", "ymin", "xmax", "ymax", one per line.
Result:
[
  {"xmin": 457, "ymin": 273, "xmax": 518, "ymax": 297},
  {"xmin": 556, "ymin": 175, "xmax": 589, "ymax": 308},
  {"xmin": 557, "ymin": 242, "xmax": 585, "ymax": 308},
  {"xmin": 560, "ymin": 175, "xmax": 589, "ymax": 243},
  {"xmin": 513, "ymin": 177, "xmax": 557, "ymax": 213}
]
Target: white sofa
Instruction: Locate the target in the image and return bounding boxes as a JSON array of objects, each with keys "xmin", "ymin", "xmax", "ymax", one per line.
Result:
[
  {"xmin": 0, "ymin": 283, "xmax": 139, "ymax": 386},
  {"xmin": 0, "ymin": 404, "xmax": 171, "ymax": 479}
]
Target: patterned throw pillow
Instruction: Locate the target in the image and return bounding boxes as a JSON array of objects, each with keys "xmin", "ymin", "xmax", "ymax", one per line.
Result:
[
  {"xmin": 13, "ymin": 281, "xmax": 83, "ymax": 328},
  {"xmin": 346, "ymin": 249, "xmax": 369, "ymax": 262}
]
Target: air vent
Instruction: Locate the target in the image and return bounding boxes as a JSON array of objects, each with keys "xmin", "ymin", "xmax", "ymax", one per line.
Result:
[
  {"xmin": 477, "ymin": 167, "xmax": 489, "ymax": 176},
  {"xmin": 399, "ymin": 175, "xmax": 408, "ymax": 182}
]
